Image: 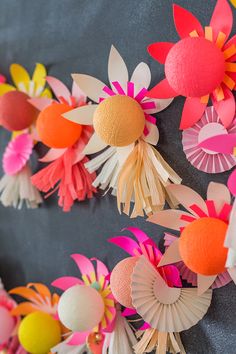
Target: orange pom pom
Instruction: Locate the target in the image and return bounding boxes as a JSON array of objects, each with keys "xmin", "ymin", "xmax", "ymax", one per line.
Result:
[
  {"xmin": 110, "ymin": 256, "xmax": 138, "ymax": 308},
  {"xmin": 94, "ymin": 95, "xmax": 145, "ymax": 147},
  {"xmin": 0, "ymin": 91, "xmax": 38, "ymax": 131},
  {"xmin": 179, "ymin": 217, "xmax": 228, "ymax": 276},
  {"xmin": 37, "ymin": 103, "xmax": 82, "ymax": 148}
]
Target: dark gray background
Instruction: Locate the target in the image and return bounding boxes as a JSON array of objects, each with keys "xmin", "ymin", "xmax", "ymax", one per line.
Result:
[{"xmin": 0, "ymin": 0, "xmax": 235, "ymax": 353}]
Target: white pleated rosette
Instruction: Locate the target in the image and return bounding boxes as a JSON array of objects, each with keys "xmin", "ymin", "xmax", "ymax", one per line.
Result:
[{"xmin": 131, "ymin": 256, "xmax": 212, "ymax": 333}]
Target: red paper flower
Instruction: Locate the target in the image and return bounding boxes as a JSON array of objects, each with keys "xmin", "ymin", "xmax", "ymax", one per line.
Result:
[{"xmin": 147, "ymin": 0, "xmax": 236, "ymax": 130}]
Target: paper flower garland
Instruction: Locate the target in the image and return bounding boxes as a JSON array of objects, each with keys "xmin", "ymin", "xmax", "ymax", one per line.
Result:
[
  {"xmin": 182, "ymin": 106, "xmax": 236, "ymax": 173},
  {"xmin": 9, "ymin": 283, "xmax": 62, "ymax": 354},
  {"xmin": 0, "ymin": 63, "xmax": 52, "ymax": 208},
  {"xmin": 149, "ymin": 182, "xmax": 236, "ymax": 294},
  {"xmin": 63, "ymin": 45, "xmax": 181, "ymax": 217},
  {"xmin": 147, "ymin": 0, "xmax": 236, "ymax": 130},
  {"xmin": 29, "ymin": 76, "xmax": 96, "ymax": 211}
]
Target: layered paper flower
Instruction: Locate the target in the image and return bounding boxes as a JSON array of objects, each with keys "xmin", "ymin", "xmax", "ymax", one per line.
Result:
[
  {"xmin": 147, "ymin": 0, "xmax": 236, "ymax": 130},
  {"xmin": 29, "ymin": 76, "xmax": 96, "ymax": 212},
  {"xmin": 52, "ymin": 254, "xmax": 116, "ymax": 350},
  {"xmin": 149, "ymin": 182, "xmax": 236, "ymax": 294},
  {"xmin": 63, "ymin": 45, "xmax": 181, "ymax": 217}
]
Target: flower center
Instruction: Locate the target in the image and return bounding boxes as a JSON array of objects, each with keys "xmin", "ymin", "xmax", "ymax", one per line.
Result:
[
  {"xmin": 93, "ymin": 95, "xmax": 145, "ymax": 147},
  {"xmin": 179, "ymin": 217, "xmax": 228, "ymax": 275},
  {"xmin": 165, "ymin": 37, "xmax": 225, "ymax": 97}
]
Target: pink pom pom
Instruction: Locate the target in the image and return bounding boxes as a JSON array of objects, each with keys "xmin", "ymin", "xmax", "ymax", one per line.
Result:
[{"xmin": 3, "ymin": 133, "xmax": 33, "ymax": 176}]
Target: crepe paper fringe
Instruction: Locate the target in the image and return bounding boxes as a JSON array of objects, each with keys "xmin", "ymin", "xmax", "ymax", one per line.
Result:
[
  {"xmin": 31, "ymin": 147, "xmax": 97, "ymax": 212},
  {"xmin": 117, "ymin": 139, "xmax": 182, "ymax": 217},
  {"xmin": 134, "ymin": 329, "xmax": 186, "ymax": 354},
  {"xmin": 0, "ymin": 164, "xmax": 42, "ymax": 209}
]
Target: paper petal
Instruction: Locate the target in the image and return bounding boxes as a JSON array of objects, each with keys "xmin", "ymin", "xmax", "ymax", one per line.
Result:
[
  {"xmin": 228, "ymin": 267, "xmax": 236, "ymax": 284},
  {"xmin": 147, "ymin": 78, "xmax": 178, "ymax": 99},
  {"xmin": 213, "ymin": 89, "xmax": 235, "ymax": 128},
  {"xmin": 10, "ymin": 64, "xmax": 30, "ymax": 89},
  {"xmin": 148, "ymin": 209, "xmax": 190, "ymax": 230},
  {"xmin": 83, "ymin": 133, "xmax": 107, "ymax": 155},
  {"xmin": 207, "ymin": 182, "xmax": 231, "ymax": 213},
  {"xmin": 0, "ymin": 84, "xmax": 16, "ymax": 96},
  {"xmin": 90, "ymin": 258, "xmax": 109, "ymax": 278},
  {"xmin": 39, "ymin": 148, "xmax": 67, "ymax": 162},
  {"xmin": 28, "ymin": 97, "xmax": 53, "ymax": 111},
  {"xmin": 68, "ymin": 332, "xmax": 89, "ymax": 346},
  {"xmin": 72, "ymin": 81, "xmax": 87, "ymax": 102},
  {"xmin": 63, "ymin": 104, "xmax": 97, "ymax": 125},
  {"xmin": 131, "ymin": 62, "xmax": 151, "ymax": 93},
  {"xmin": 180, "ymin": 97, "xmax": 207, "ymax": 130},
  {"xmin": 72, "ymin": 74, "xmax": 105, "ymax": 103},
  {"xmin": 32, "ymin": 63, "xmax": 46, "ymax": 93},
  {"xmin": 46, "ymin": 76, "xmax": 71, "ymax": 102},
  {"xmin": 197, "ymin": 274, "xmax": 217, "ymax": 295},
  {"xmin": 147, "ymin": 42, "xmax": 174, "ymax": 64},
  {"xmin": 173, "ymin": 4, "xmax": 204, "ymax": 38},
  {"xmin": 228, "ymin": 169, "xmax": 236, "ymax": 196},
  {"xmin": 71, "ymin": 254, "xmax": 95, "ymax": 277},
  {"xmin": 158, "ymin": 240, "xmax": 181, "ymax": 266},
  {"xmin": 52, "ymin": 277, "xmax": 83, "ymax": 291},
  {"xmin": 199, "ymin": 133, "xmax": 236, "ymax": 154},
  {"xmin": 41, "ymin": 87, "xmax": 52, "ymax": 98},
  {"xmin": 143, "ymin": 123, "xmax": 159, "ymax": 145},
  {"xmin": 124, "ymin": 226, "xmax": 149, "ymax": 243},
  {"xmin": 210, "ymin": 0, "xmax": 233, "ymax": 42},
  {"xmin": 108, "ymin": 236, "xmax": 139, "ymax": 256},
  {"xmin": 108, "ymin": 45, "xmax": 129, "ymax": 91}
]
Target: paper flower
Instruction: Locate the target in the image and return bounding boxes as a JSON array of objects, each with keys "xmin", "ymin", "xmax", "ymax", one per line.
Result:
[
  {"xmin": 52, "ymin": 254, "xmax": 116, "ymax": 351},
  {"xmin": 182, "ymin": 106, "xmax": 236, "ymax": 173},
  {"xmin": 29, "ymin": 76, "xmax": 96, "ymax": 212},
  {"xmin": 149, "ymin": 182, "xmax": 236, "ymax": 294},
  {"xmin": 147, "ymin": 0, "xmax": 236, "ymax": 130},
  {"xmin": 63, "ymin": 45, "xmax": 181, "ymax": 217}
]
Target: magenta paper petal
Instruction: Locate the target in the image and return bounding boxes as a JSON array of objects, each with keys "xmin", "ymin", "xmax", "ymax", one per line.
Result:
[
  {"xmin": 90, "ymin": 258, "xmax": 109, "ymax": 278},
  {"xmin": 123, "ymin": 227, "xmax": 149, "ymax": 243},
  {"xmin": 173, "ymin": 4, "xmax": 204, "ymax": 39},
  {"xmin": 52, "ymin": 276, "xmax": 83, "ymax": 291},
  {"xmin": 3, "ymin": 133, "xmax": 33, "ymax": 175},
  {"xmin": 199, "ymin": 133, "xmax": 236, "ymax": 155},
  {"xmin": 228, "ymin": 169, "xmax": 236, "ymax": 196},
  {"xmin": 71, "ymin": 254, "xmax": 95, "ymax": 277},
  {"xmin": 182, "ymin": 106, "xmax": 236, "ymax": 173},
  {"xmin": 0, "ymin": 75, "xmax": 6, "ymax": 83},
  {"xmin": 108, "ymin": 236, "xmax": 139, "ymax": 256},
  {"xmin": 68, "ymin": 331, "xmax": 89, "ymax": 346}
]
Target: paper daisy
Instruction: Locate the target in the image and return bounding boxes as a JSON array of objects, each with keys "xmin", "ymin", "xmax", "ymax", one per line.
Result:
[
  {"xmin": 149, "ymin": 182, "xmax": 236, "ymax": 294},
  {"xmin": 63, "ymin": 45, "xmax": 181, "ymax": 217},
  {"xmin": 29, "ymin": 76, "xmax": 96, "ymax": 212},
  {"xmin": 147, "ymin": 0, "xmax": 236, "ymax": 130},
  {"xmin": 52, "ymin": 254, "xmax": 116, "ymax": 352}
]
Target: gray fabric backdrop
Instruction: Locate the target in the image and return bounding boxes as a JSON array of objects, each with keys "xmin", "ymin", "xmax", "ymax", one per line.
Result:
[{"xmin": 0, "ymin": 0, "xmax": 235, "ymax": 353}]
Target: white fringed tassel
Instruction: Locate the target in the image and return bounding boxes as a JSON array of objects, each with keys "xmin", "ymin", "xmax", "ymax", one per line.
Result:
[{"xmin": 0, "ymin": 164, "xmax": 42, "ymax": 209}]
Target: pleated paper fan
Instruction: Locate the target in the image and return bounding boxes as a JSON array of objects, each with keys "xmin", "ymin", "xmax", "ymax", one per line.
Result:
[
  {"xmin": 182, "ymin": 106, "xmax": 236, "ymax": 173},
  {"xmin": 131, "ymin": 256, "xmax": 212, "ymax": 333}
]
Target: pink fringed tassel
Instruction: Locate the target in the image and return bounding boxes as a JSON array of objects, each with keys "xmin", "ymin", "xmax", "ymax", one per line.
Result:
[{"xmin": 31, "ymin": 146, "xmax": 97, "ymax": 212}]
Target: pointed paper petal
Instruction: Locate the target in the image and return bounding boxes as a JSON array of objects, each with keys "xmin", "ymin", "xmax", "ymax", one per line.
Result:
[
  {"xmin": 83, "ymin": 133, "xmax": 107, "ymax": 154},
  {"xmin": 228, "ymin": 267, "xmax": 236, "ymax": 284},
  {"xmin": 210, "ymin": 0, "xmax": 233, "ymax": 42},
  {"xmin": 90, "ymin": 258, "xmax": 109, "ymax": 278},
  {"xmin": 143, "ymin": 123, "xmax": 159, "ymax": 145},
  {"xmin": 11, "ymin": 302, "xmax": 37, "ymax": 316},
  {"xmin": 9, "ymin": 286, "xmax": 40, "ymax": 302},
  {"xmin": 68, "ymin": 332, "xmax": 89, "ymax": 345},
  {"xmin": 28, "ymin": 97, "xmax": 53, "ymax": 111},
  {"xmin": 223, "ymin": 34, "xmax": 236, "ymax": 62},
  {"xmin": 228, "ymin": 168, "xmax": 236, "ymax": 196},
  {"xmin": 108, "ymin": 236, "xmax": 139, "ymax": 256},
  {"xmin": 72, "ymin": 81, "xmax": 87, "ymax": 101},
  {"xmin": 207, "ymin": 182, "xmax": 231, "ymax": 213},
  {"xmin": 72, "ymin": 74, "xmax": 105, "ymax": 103},
  {"xmin": 63, "ymin": 104, "xmax": 97, "ymax": 125},
  {"xmin": 131, "ymin": 62, "xmax": 151, "ymax": 92},
  {"xmin": 180, "ymin": 97, "xmax": 207, "ymax": 130},
  {"xmin": 155, "ymin": 98, "xmax": 174, "ymax": 112},
  {"xmin": 213, "ymin": 89, "xmax": 235, "ymax": 128},
  {"xmin": 10, "ymin": 64, "xmax": 30, "ymax": 89},
  {"xmin": 71, "ymin": 254, "xmax": 95, "ymax": 276},
  {"xmin": 41, "ymin": 87, "xmax": 52, "ymax": 98},
  {"xmin": 108, "ymin": 45, "xmax": 128, "ymax": 90},
  {"xmin": 28, "ymin": 283, "xmax": 51, "ymax": 299},
  {"xmin": 0, "ymin": 84, "xmax": 16, "ymax": 96},
  {"xmin": 173, "ymin": 4, "xmax": 204, "ymax": 38},
  {"xmin": 147, "ymin": 42, "xmax": 174, "ymax": 64},
  {"xmin": 198, "ymin": 274, "xmax": 217, "ymax": 295},
  {"xmin": 46, "ymin": 76, "xmax": 71, "ymax": 102},
  {"xmin": 166, "ymin": 184, "xmax": 208, "ymax": 215},
  {"xmin": 32, "ymin": 63, "xmax": 47, "ymax": 92},
  {"xmin": 148, "ymin": 210, "xmax": 191, "ymax": 230},
  {"xmin": 158, "ymin": 240, "xmax": 181, "ymax": 266},
  {"xmin": 199, "ymin": 133, "xmax": 236, "ymax": 154},
  {"xmin": 52, "ymin": 276, "xmax": 83, "ymax": 291},
  {"xmin": 147, "ymin": 78, "xmax": 178, "ymax": 99},
  {"xmin": 124, "ymin": 226, "xmax": 149, "ymax": 243},
  {"xmin": 39, "ymin": 148, "xmax": 66, "ymax": 162}
]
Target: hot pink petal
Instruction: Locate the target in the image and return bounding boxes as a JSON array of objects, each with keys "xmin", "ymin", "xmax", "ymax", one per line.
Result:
[
  {"xmin": 51, "ymin": 276, "xmax": 83, "ymax": 291},
  {"xmin": 3, "ymin": 133, "xmax": 33, "ymax": 175},
  {"xmin": 228, "ymin": 169, "xmax": 236, "ymax": 196},
  {"xmin": 90, "ymin": 258, "xmax": 109, "ymax": 278},
  {"xmin": 210, "ymin": 0, "xmax": 233, "ymax": 42},
  {"xmin": 0, "ymin": 75, "xmax": 6, "ymax": 83},
  {"xmin": 108, "ymin": 236, "xmax": 139, "ymax": 256},
  {"xmin": 180, "ymin": 97, "xmax": 207, "ymax": 130},
  {"xmin": 147, "ymin": 78, "xmax": 178, "ymax": 99},
  {"xmin": 67, "ymin": 331, "xmax": 89, "ymax": 346},
  {"xmin": 46, "ymin": 76, "xmax": 71, "ymax": 102},
  {"xmin": 123, "ymin": 227, "xmax": 149, "ymax": 243},
  {"xmin": 173, "ymin": 4, "xmax": 204, "ymax": 39},
  {"xmin": 147, "ymin": 42, "xmax": 174, "ymax": 64},
  {"xmin": 212, "ymin": 89, "xmax": 235, "ymax": 128},
  {"xmin": 199, "ymin": 133, "xmax": 236, "ymax": 154},
  {"xmin": 71, "ymin": 254, "xmax": 95, "ymax": 277}
]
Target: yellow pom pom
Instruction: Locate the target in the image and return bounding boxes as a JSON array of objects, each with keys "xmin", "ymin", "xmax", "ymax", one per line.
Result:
[
  {"xmin": 93, "ymin": 95, "xmax": 145, "ymax": 147},
  {"xmin": 18, "ymin": 311, "xmax": 61, "ymax": 354}
]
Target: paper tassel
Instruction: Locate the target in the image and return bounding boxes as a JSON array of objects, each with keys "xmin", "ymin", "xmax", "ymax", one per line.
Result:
[
  {"xmin": 31, "ymin": 146, "xmax": 96, "ymax": 212},
  {"xmin": 117, "ymin": 139, "xmax": 181, "ymax": 217},
  {"xmin": 0, "ymin": 164, "xmax": 42, "ymax": 209}
]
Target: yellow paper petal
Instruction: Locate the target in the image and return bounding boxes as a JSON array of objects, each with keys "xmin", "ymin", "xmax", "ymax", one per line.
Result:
[
  {"xmin": 0, "ymin": 84, "xmax": 16, "ymax": 96},
  {"xmin": 10, "ymin": 63, "xmax": 30, "ymax": 91},
  {"xmin": 32, "ymin": 63, "xmax": 47, "ymax": 94},
  {"xmin": 41, "ymin": 87, "xmax": 52, "ymax": 98}
]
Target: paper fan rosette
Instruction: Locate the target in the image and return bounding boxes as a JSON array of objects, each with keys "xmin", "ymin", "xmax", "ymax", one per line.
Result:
[
  {"xmin": 131, "ymin": 256, "xmax": 212, "ymax": 354},
  {"xmin": 149, "ymin": 182, "xmax": 236, "ymax": 294},
  {"xmin": 63, "ymin": 45, "xmax": 181, "ymax": 217},
  {"xmin": 0, "ymin": 63, "xmax": 52, "ymax": 208},
  {"xmin": 52, "ymin": 254, "xmax": 116, "ymax": 353},
  {"xmin": 29, "ymin": 76, "xmax": 96, "ymax": 212},
  {"xmin": 9, "ymin": 283, "xmax": 62, "ymax": 354},
  {"xmin": 182, "ymin": 106, "xmax": 236, "ymax": 173},
  {"xmin": 147, "ymin": 0, "xmax": 236, "ymax": 130}
]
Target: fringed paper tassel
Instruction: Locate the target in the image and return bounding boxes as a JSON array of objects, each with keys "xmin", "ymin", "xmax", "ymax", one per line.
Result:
[
  {"xmin": 117, "ymin": 139, "xmax": 181, "ymax": 217},
  {"xmin": 0, "ymin": 164, "xmax": 42, "ymax": 209},
  {"xmin": 31, "ymin": 145, "xmax": 97, "ymax": 212},
  {"xmin": 134, "ymin": 329, "xmax": 186, "ymax": 354},
  {"xmin": 225, "ymin": 198, "xmax": 236, "ymax": 268}
]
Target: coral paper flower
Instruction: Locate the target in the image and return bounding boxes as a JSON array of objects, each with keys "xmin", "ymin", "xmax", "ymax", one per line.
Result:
[
  {"xmin": 148, "ymin": 182, "xmax": 236, "ymax": 294},
  {"xmin": 63, "ymin": 45, "xmax": 181, "ymax": 217},
  {"xmin": 147, "ymin": 0, "xmax": 236, "ymax": 130}
]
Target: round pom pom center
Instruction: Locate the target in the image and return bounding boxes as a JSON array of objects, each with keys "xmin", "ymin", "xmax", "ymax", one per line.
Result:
[
  {"xmin": 165, "ymin": 37, "xmax": 225, "ymax": 97},
  {"xmin": 179, "ymin": 217, "xmax": 228, "ymax": 276},
  {"xmin": 93, "ymin": 95, "xmax": 145, "ymax": 147}
]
